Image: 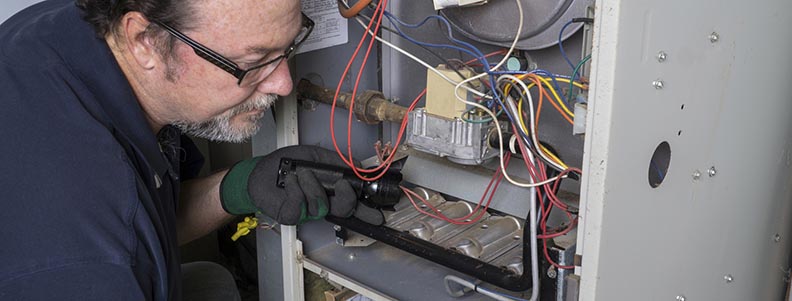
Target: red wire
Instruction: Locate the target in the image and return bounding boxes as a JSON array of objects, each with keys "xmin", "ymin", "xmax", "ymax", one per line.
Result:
[
  {"xmin": 329, "ymin": 0, "xmax": 385, "ymax": 170},
  {"xmin": 401, "ymin": 154, "xmax": 509, "ymax": 225},
  {"xmin": 345, "ymin": 0, "xmax": 387, "ymax": 168},
  {"xmin": 401, "ymin": 172, "xmax": 501, "ymax": 225},
  {"xmin": 327, "ymin": 0, "xmax": 427, "ymax": 182},
  {"xmin": 509, "ymin": 125, "xmax": 579, "ymax": 269}
]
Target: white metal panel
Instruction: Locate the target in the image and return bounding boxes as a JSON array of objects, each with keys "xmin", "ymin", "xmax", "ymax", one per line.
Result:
[{"xmin": 578, "ymin": 0, "xmax": 792, "ymax": 299}]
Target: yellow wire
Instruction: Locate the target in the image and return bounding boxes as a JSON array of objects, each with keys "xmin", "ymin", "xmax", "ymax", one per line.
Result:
[
  {"xmin": 516, "ymin": 76, "xmax": 585, "ymax": 118},
  {"xmin": 534, "ymin": 76, "xmax": 574, "ymax": 117},
  {"xmin": 516, "ymin": 92, "xmax": 569, "ymax": 169},
  {"xmin": 541, "ymin": 77, "xmax": 588, "ymax": 89},
  {"xmin": 502, "ymin": 75, "xmax": 584, "ymax": 169}
]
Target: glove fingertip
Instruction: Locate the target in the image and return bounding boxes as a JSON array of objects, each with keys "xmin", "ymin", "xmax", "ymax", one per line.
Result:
[
  {"xmin": 275, "ymin": 197, "xmax": 305, "ymax": 225},
  {"xmin": 354, "ymin": 203, "xmax": 385, "ymax": 226},
  {"xmin": 330, "ymin": 180, "xmax": 357, "ymax": 218}
]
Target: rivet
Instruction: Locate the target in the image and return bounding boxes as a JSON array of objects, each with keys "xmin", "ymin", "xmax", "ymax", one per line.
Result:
[
  {"xmin": 724, "ymin": 274, "xmax": 733, "ymax": 283},
  {"xmin": 657, "ymin": 51, "xmax": 667, "ymax": 62},
  {"xmin": 652, "ymin": 80, "xmax": 665, "ymax": 89},
  {"xmin": 692, "ymin": 170, "xmax": 702, "ymax": 180},
  {"xmin": 709, "ymin": 32, "xmax": 720, "ymax": 43},
  {"xmin": 707, "ymin": 166, "xmax": 717, "ymax": 177},
  {"xmin": 774, "ymin": 234, "xmax": 781, "ymax": 243},
  {"xmin": 676, "ymin": 295, "xmax": 686, "ymax": 301}
]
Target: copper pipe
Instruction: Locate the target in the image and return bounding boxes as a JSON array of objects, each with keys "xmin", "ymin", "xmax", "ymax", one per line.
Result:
[{"xmin": 296, "ymin": 79, "xmax": 408, "ymax": 124}]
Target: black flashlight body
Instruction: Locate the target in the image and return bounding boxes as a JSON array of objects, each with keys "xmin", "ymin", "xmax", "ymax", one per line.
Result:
[{"xmin": 277, "ymin": 158, "xmax": 403, "ymax": 208}]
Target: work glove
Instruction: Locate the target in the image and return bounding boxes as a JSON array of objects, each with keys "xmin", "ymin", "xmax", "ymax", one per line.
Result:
[{"xmin": 219, "ymin": 145, "xmax": 384, "ymax": 225}]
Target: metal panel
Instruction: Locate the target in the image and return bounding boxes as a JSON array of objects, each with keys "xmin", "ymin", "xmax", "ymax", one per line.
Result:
[
  {"xmin": 577, "ymin": 0, "xmax": 792, "ymax": 300},
  {"xmin": 0, "ymin": 0, "xmax": 41, "ymax": 23},
  {"xmin": 295, "ymin": 21, "xmax": 379, "ymax": 159},
  {"xmin": 382, "ymin": 0, "xmax": 589, "ymax": 179},
  {"xmin": 298, "ymin": 220, "xmax": 527, "ymax": 301}
]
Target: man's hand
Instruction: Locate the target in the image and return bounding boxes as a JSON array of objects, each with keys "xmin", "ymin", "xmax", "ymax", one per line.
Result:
[{"xmin": 219, "ymin": 145, "xmax": 384, "ymax": 225}]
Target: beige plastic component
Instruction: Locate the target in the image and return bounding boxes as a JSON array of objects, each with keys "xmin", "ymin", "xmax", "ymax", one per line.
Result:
[{"xmin": 425, "ymin": 65, "xmax": 478, "ymax": 119}]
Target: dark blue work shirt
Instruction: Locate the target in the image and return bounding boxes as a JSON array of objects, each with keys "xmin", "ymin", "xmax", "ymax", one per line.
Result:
[{"xmin": 0, "ymin": 0, "xmax": 193, "ymax": 299}]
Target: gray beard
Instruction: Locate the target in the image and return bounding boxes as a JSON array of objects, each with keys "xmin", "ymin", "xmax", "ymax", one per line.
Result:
[{"xmin": 172, "ymin": 93, "xmax": 278, "ymax": 143}]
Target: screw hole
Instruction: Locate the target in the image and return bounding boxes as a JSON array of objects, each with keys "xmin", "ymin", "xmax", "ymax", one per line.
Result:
[
  {"xmin": 678, "ymin": 130, "xmax": 682, "ymax": 136},
  {"xmin": 681, "ymin": 104, "xmax": 685, "ymax": 110}
]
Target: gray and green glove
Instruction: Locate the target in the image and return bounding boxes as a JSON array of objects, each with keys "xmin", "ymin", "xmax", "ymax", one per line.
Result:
[{"xmin": 220, "ymin": 145, "xmax": 384, "ymax": 225}]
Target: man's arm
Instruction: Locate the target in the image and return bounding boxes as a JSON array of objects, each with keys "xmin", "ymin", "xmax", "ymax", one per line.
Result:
[{"xmin": 177, "ymin": 170, "xmax": 236, "ymax": 245}]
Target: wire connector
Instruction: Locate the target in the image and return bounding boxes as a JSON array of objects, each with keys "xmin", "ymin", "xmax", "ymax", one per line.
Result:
[
  {"xmin": 433, "ymin": 0, "xmax": 488, "ymax": 10},
  {"xmin": 231, "ymin": 216, "xmax": 258, "ymax": 241}
]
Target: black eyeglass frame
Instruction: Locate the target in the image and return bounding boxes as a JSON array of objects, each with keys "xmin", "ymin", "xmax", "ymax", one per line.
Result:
[{"xmin": 152, "ymin": 12, "xmax": 314, "ymax": 86}]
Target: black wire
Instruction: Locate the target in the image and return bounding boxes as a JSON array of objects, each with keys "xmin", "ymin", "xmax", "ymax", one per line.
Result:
[{"xmin": 571, "ymin": 17, "xmax": 594, "ymax": 24}]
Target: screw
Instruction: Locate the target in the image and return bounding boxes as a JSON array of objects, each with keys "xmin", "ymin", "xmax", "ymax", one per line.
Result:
[
  {"xmin": 657, "ymin": 51, "xmax": 667, "ymax": 62},
  {"xmin": 335, "ymin": 237, "xmax": 344, "ymax": 245},
  {"xmin": 692, "ymin": 170, "xmax": 702, "ymax": 180},
  {"xmin": 652, "ymin": 80, "xmax": 665, "ymax": 89},
  {"xmin": 724, "ymin": 274, "xmax": 733, "ymax": 283},
  {"xmin": 676, "ymin": 295, "xmax": 686, "ymax": 301},
  {"xmin": 775, "ymin": 234, "xmax": 781, "ymax": 243},
  {"xmin": 709, "ymin": 32, "xmax": 720, "ymax": 43},
  {"xmin": 547, "ymin": 267, "xmax": 558, "ymax": 279},
  {"xmin": 333, "ymin": 225, "xmax": 341, "ymax": 231},
  {"xmin": 320, "ymin": 270, "xmax": 329, "ymax": 280},
  {"xmin": 707, "ymin": 166, "xmax": 717, "ymax": 177}
]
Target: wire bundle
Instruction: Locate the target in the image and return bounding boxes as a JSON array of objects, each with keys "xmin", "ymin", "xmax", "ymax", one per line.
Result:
[{"xmin": 330, "ymin": 0, "xmax": 591, "ymax": 288}]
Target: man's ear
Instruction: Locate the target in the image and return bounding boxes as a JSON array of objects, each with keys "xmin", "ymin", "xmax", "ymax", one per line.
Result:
[{"xmin": 118, "ymin": 11, "xmax": 160, "ymax": 70}]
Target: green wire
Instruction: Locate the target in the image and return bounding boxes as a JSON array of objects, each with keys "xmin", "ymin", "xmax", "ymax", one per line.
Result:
[
  {"xmin": 460, "ymin": 108, "xmax": 503, "ymax": 123},
  {"xmin": 566, "ymin": 54, "xmax": 592, "ymax": 106}
]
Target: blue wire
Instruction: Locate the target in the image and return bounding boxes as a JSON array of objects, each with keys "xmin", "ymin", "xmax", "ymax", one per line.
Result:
[
  {"xmin": 558, "ymin": 20, "xmax": 579, "ymax": 78},
  {"xmin": 382, "ymin": 10, "xmax": 542, "ymax": 151},
  {"xmin": 529, "ymin": 69, "xmax": 568, "ymax": 102},
  {"xmin": 382, "ymin": 12, "xmax": 486, "ymax": 61}
]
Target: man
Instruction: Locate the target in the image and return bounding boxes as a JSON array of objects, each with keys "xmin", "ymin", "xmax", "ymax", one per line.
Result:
[{"xmin": 0, "ymin": 0, "xmax": 381, "ymax": 299}]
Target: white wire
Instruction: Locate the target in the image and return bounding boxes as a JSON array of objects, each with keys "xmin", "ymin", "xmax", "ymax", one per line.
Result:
[
  {"xmin": 449, "ymin": 0, "xmax": 559, "ymax": 188},
  {"xmin": 487, "ymin": 0, "xmax": 522, "ymax": 72},
  {"xmin": 353, "ymin": 0, "xmax": 562, "ymax": 186},
  {"xmin": 498, "ymin": 75, "xmax": 566, "ymax": 171},
  {"xmin": 352, "ymin": 16, "xmax": 487, "ymax": 98}
]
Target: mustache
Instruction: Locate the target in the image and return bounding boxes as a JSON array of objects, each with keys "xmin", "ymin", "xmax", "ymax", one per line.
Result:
[{"xmin": 230, "ymin": 93, "xmax": 278, "ymax": 116}]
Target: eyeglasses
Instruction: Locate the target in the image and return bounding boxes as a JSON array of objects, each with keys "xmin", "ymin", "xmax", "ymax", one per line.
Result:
[{"xmin": 152, "ymin": 12, "xmax": 314, "ymax": 87}]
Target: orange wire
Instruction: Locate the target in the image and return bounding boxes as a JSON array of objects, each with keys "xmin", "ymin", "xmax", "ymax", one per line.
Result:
[
  {"xmin": 526, "ymin": 75, "xmax": 545, "ymax": 129},
  {"xmin": 337, "ymin": 0, "xmax": 372, "ymax": 18},
  {"xmin": 525, "ymin": 74, "xmax": 573, "ymax": 125}
]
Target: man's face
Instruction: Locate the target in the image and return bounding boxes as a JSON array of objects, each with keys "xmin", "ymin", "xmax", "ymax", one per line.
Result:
[{"xmin": 155, "ymin": 0, "xmax": 301, "ymax": 142}]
